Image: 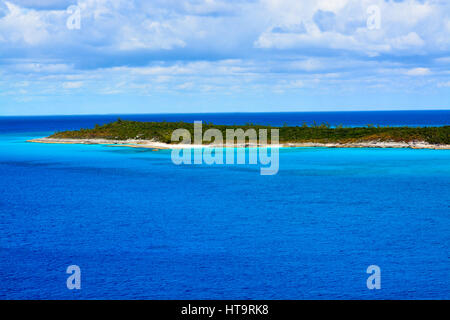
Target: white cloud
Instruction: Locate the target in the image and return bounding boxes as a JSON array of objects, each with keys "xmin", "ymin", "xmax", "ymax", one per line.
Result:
[
  {"xmin": 288, "ymin": 80, "xmax": 304, "ymax": 88},
  {"xmin": 291, "ymin": 59, "xmax": 323, "ymax": 72},
  {"xmin": 62, "ymin": 81, "xmax": 83, "ymax": 88},
  {"xmin": 389, "ymin": 32, "xmax": 425, "ymax": 50},
  {"xmin": 255, "ymin": 0, "xmax": 449, "ymax": 56},
  {"xmin": 118, "ymin": 21, "xmax": 186, "ymax": 51},
  {"xmin": 1, "ymin": 0, "xmax": 450, "ymax": 107},
  {"xmin": 176, "ymin": 82, "xmax": 194, "ymax": 90},
  {"xmin": 1, "ymin": 0, "xmax": 449, "ymax": 61},
  {"xmin": 404, "ymin": 68, "xmax": 431, "ymax": 76},
  {"xmin": 437, "ymin": 81, "xmax": 450, "ymax": 88},
  {"xmin": 12, "ymin": 62, "xmax": 73, "ymax": 73},
  {"xmin": 0, "ymin": 2, "xmax": 52, "ymax": 45}
]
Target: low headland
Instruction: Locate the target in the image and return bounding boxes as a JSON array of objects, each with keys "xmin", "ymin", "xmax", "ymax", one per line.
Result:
[{"xmin": 28, "ymin": 119, "xmax": 450, "ymax": 150}]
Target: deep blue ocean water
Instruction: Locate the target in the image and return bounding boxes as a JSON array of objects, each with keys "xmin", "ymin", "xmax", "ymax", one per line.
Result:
[
  {"xmin": 1, "ymin": 110, "xmax": 450, "ymax": 134},
  {"xmin": 0, "ymin": 111, "xmax": 449, "ymax": 300}
]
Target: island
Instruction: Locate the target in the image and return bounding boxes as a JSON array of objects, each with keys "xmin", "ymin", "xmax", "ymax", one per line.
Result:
[{"xmin": 28, "ymin": 119, "xmax": 450, "ymax": 150}]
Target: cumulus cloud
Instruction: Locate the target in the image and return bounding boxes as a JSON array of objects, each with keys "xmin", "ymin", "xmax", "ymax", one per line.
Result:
[
  {"xmin": 255, "ymin": 0, "xmax": 448, "ymax": 56},
  {"xmin": 1, "ymin": 0, "xmax": 450, "ymax": 114},
  {"xmin": 2, "ymin": 0, "xmax": 449, "ymax": 63}
]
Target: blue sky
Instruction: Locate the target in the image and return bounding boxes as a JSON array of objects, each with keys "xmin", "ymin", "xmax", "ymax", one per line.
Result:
[{"xmin": 1, "ymin": 0, "xmax": 450, "ymax": 115}]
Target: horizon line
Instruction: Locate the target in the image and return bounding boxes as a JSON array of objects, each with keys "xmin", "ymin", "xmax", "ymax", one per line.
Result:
[{"xmin": 1, "ymin": 109, "xmax": 450, "ymax": 117}]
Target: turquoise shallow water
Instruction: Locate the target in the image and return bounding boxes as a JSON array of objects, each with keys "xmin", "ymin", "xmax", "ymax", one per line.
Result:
[{"xmin": 0, "ymin": 115, "xmax": 449, "ymax": 299}]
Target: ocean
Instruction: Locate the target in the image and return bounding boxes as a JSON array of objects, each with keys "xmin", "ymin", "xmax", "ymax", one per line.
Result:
[{"xmin": 0, "ymin": 111, "xmax": 449, "ymax": 299}]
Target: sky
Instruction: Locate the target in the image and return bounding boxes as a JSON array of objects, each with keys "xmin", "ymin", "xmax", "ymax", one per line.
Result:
[{"xmin": 0, "ymin": 0, "xmax": 450, "ymax": 115}]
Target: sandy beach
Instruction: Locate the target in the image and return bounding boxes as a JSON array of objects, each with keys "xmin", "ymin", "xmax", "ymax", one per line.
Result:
[{"xmin": 27, "ymin": 137, "xmax": 450, "ymax": 150}]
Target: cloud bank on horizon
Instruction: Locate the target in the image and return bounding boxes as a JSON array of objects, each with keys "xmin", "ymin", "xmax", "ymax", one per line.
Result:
[{"xmin": 1, "ymin": 0, "xmax": 450, "ymax": 115}]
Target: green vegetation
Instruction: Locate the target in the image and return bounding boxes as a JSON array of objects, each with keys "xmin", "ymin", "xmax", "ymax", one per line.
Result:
[{"xmin": 49, "ymin": 119, "xmax": 450, "ymax": 145}]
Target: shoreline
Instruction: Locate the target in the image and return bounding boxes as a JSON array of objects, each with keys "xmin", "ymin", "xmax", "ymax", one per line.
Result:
[{"xmin": 27, "ymin": 137, "xmax": 450, "ymax": 150}]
